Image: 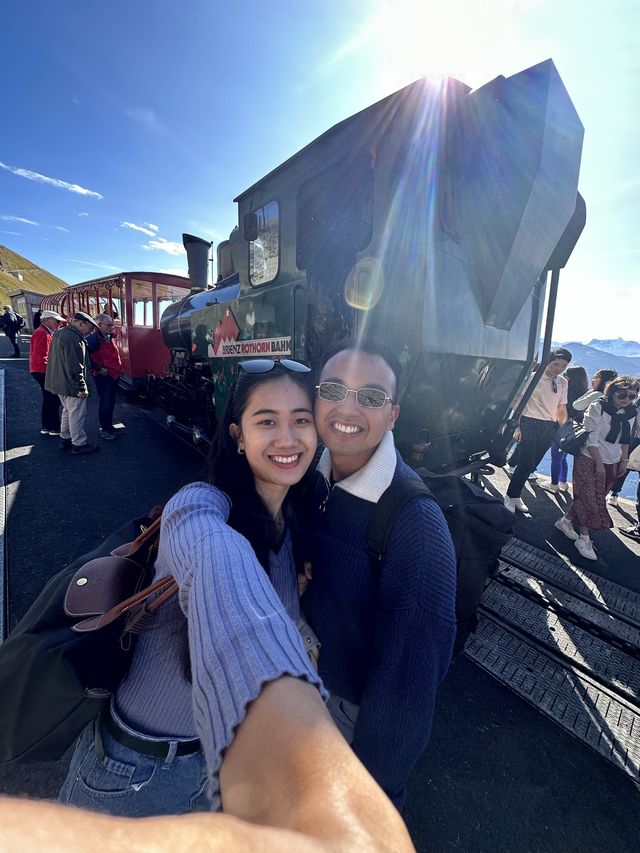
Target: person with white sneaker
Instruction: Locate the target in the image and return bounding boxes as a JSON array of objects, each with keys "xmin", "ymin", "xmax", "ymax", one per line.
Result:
[
  {"xmin": 504, "ymin": 348, "xmax": 572, "ymax": 514},
  {"xmin": 555, "ymin": 376, "xmax": 639, "ymax": 560}
]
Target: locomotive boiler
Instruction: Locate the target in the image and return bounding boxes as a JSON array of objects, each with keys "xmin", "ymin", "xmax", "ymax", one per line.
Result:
[{"xmin": 158, "ymin": 59, "xmax": 585, "ymax": 473}]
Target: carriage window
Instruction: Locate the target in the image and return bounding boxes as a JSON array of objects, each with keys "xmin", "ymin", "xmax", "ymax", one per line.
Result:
[
  {"xmin": 132, "ymin": 280, "xmax": 154, "ymax": 327},
  {"xmin": 249, "ymin": 201, "xmax": 279, "ymax": 286},
  {"xmin": 110, "ymin": 284, "xmax": 123, "ymax": 321},
  {"xmin": 157, "ymin": 283, "xmax": 188, "ymax": 324}
]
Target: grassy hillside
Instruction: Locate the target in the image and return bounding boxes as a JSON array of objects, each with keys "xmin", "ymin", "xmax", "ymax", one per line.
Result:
[{"xmin": 0, "ymin": 245, "xmax": 67, "ymax": 304}]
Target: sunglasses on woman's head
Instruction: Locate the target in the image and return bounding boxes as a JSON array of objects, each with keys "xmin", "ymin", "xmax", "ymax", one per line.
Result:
[
  {"xmin": 238, "ymin": 358, "xmax": 311, "ymax": 374},
  {"xmin": 316, "ymin": 381, "xmax": 392, "ymax": 408}
]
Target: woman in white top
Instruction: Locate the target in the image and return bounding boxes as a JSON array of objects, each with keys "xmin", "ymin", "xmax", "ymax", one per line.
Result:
[{"xmin": 555, "ymin": 376, "xmax": 638, "ymax": 560}]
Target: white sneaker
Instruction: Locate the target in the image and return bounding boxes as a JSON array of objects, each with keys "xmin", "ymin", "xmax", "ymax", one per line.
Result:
[
  {"xmin": 558, "ymin": 482, "xmax": 569, "ymax": 492},
  {"xmin": 543, "ymin": 483, "xmax": 559, "ymax": 493},
  {"xmin": 575, "ymin": 536, "xmax": 597, "ymax": 561},
  {"xmin": 555, "ymin": 517, "xmax": 578, "ymax": 541},
  {"xmin": 607, "ymin": 494, "xmax": 618, "ymax": 506},
  {"xmin": 504, "ymin": 496, "xmax": 517, "ymax": 513},
  {"xmin": 528, "ymin": 472, "xmax": 538, "ymax": 481},
  {"xmin": 514, "ymin": 497, "xmax": 529, "ymax": 513}
]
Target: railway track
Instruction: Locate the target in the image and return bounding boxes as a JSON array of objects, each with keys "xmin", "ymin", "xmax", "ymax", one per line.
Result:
[{"xmin": 465, "ymin": 537, "xmax": 640, "ymax": 782}]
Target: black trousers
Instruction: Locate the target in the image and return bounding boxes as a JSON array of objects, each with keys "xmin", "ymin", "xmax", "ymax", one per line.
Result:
[
  {"xmin": 31, "ymin": 372, "xmax": 61, "ymax": 431},
  {"xmin": 507, "ymin": 416, "xmax": 558, "ymax": 498},
  {"xmin": 6, "ymin": 331, "xmax": 20, "ymax": 357}
]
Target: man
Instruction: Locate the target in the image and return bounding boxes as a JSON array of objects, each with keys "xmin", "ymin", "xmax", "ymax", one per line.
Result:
[
  {"xmin": 302, "ymin": 337, "xmax": 457, "ymax": 808},
  {"xmin": 504, "ymin": 347, "xmax": 573, "ymax": 512},
  {"xmin": 45, "ymin": 311, "xmax": 100, "ymax": 455},
  {"xmin": 0, "ymin": 304, "xmax": 24, "ymax": 357},
  {"xmin": 29, "ymin": 309, "xmax": 64, "ymax": 435},
  {"xmin": 87, "ymin": 313, "xmax": 122, "ymax": 439}
]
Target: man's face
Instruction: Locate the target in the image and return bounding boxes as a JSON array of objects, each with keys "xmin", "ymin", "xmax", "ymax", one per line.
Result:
[
  {"xmin": 42, "ymin": 318, "xmax": 61, "ymax": 331},
  {"xmin": 98, "ymin": 318, "xmax": 114, "ymax": 336},
  {"xmin": 315, "ymin": 349, "xmax": 400, "ymax": 477},
  {"xmin": 544, "ymin": 358, "xmax": 569, "ymax": 379}
]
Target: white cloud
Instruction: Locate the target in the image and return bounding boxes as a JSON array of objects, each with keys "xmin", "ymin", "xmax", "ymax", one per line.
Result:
[
  {"xmin": 78, "ymin": 211, "xmax": 89, "ymax": 217},
  {"xmin": 121, "ymin": 221, "xmax": 157, "ymax": 237},
  {"xmin": 158, "ymin": 267, "xmax": 189, "ymax": 276},
  {"xmin": 0, "ymin": 215, "xmax": 38, "ymax": 225},
  {"xmin": 125, "ymin": 108, "xmax": 165, "ymax": 134},
  {"xmin": 54, "ymin": 225, "xmax": 70, "ymax": 232},
  {"xmin": 144, "ymin": 237, "xmax": 187, "ymax": 256},
  {"xmin": 145, "ymin": 222, "xmax": 159, "ymax": 232},
  {"xmin": 0, "ymin": 160, "xmax": 103, "ymax": 199},
  {"xmin": 0, "ymin": 230, "xmax": 21, "ymax": 236},
  {"xmin": 72, "ymin": 95, "xmax": 80, "ymax": 105},
  {"xmin": 66, "ymin": 258, "xmax": 121, "ymax": 272}
]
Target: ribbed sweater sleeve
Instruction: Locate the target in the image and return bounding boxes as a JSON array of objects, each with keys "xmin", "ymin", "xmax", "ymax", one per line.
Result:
[
  {"xmin": 160, "ymin": 484, "xmax": 325, "ymax": 799},
  {"xmin": 350, "ymin": 495, "xmax": 456, "ymax": 806}
]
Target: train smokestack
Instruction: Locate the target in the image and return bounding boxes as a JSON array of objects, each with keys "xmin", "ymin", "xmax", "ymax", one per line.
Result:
[{"xmin": 183, "ymin": 233, "xmax": 212, "ymax": 291}]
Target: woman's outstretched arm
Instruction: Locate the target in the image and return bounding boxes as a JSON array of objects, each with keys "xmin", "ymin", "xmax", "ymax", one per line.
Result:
[{"xmin": 0, "ymin": 678, "xmax": 414, "ymax": 853}]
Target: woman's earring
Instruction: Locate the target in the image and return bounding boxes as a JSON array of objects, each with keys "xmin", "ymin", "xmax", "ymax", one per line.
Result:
[{"xmin": 237, "ymin": 445, "xmax": 245, "ymax": 455}]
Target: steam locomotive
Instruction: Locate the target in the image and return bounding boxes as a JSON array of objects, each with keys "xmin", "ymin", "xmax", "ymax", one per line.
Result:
[{"xmin": 156, "ymin": 59, "xmax": 585, "ymax": 472}]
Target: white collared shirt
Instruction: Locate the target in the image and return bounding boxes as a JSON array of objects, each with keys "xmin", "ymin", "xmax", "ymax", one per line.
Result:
[{"xmin": 316, "ymin": 430, "xmax": 397, "ymax": 504}]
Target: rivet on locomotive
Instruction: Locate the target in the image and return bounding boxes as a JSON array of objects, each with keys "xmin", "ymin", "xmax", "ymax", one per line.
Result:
[{"xmin": 158, "ymin": 59, "xmax": 585, "ymax": 474}]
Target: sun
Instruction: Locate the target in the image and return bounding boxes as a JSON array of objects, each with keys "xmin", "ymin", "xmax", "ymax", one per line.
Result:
[{"xmin": 367, "ymin": 0, "xmax": 537, "ymax": 93}]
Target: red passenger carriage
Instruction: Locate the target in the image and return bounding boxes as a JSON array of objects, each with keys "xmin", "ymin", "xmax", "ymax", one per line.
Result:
[{"xmin": 40, "ymin": 272, "xmax": 192, "ymax": 391}]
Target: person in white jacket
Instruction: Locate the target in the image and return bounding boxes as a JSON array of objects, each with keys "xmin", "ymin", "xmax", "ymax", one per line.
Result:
[{"xmin": 555, "ymin": 376, "xmax": 638, "ymax": 560}]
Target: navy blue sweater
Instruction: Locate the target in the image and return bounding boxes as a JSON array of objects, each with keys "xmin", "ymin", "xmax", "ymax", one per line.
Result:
[{"xmin": 303, "ymin": 456, "xmax": 456, "ymax": 806}]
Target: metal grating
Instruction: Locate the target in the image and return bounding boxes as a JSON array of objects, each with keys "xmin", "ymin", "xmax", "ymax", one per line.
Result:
[
  {"xmin": 466, "ymin": 614, "xmax": 640, "ymax": 781},
  {"xmin": 480, "ymin": 582, "xmax": 640, "ymax": 701},
  {"xmin": 502, "ymin": 538, "xmax": 640, "ymax": 626}
]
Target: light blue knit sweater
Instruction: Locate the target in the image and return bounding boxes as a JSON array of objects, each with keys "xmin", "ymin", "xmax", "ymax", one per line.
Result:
[{"xmin": 115, "ymin": 482, "xmax": 324, "ymax": 802}]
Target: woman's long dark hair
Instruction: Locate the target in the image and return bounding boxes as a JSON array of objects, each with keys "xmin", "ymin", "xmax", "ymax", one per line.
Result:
[{"xmin": 207, "ymin": 364, "xmax": 316, "ymax": 573}]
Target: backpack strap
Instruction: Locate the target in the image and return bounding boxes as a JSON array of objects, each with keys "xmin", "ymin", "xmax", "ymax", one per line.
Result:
[{"xmin": 366, "ymin": 477, "xmax": 433, "ymax": 565}]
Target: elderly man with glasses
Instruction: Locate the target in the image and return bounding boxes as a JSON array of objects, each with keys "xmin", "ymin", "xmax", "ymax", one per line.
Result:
[
  {"xmin": 504, "ymin": 347, "xmax": 573, "ymax": 513},
  {"xmin": 87, "ymin": 313, "xmax": 123, "ymax": 439},
  {"xmin": 301, "ymin": 336, "xmax": 457, "ymax": 810}
]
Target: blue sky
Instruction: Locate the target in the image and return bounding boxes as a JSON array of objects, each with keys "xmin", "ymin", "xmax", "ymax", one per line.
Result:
[{"xmin": 1, "ymin": 0, "xmax": 638, "ymax": 342}]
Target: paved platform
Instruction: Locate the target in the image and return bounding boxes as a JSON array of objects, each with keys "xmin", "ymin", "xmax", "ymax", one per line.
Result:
[{"xmin": 1, "ymin": 339, "xmax": 639, "ymax": 851}]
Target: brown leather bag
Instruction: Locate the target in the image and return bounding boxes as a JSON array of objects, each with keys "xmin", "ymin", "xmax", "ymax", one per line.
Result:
[{"xmin": 64, "ymin": 517, "xmax": 177, "ymax": 641}]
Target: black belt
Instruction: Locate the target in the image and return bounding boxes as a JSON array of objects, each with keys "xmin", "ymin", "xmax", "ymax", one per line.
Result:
[{"xmin": 101, "ymin": 710, "xmax": 201, "ymax": 758}]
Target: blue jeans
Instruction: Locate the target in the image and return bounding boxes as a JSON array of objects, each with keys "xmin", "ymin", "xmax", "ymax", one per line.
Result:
[
  {"xmin": 550, "ymin": 440, "xmax": 569, "ymax": 485},
  {"xmin": 59, "ymin": 714, "xmax": 211, "ymax": 817}
]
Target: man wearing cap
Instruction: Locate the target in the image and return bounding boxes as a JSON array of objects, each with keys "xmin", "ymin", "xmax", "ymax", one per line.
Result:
[
  {"xmin": 45, "ymin": 312, "xmax": 100, "ymax": 454},
  {"xmin": 29, "ymin": 309, "xmax": 64, "ymax": 435},
  {"xmin": 504, "ymin": 347, "xmax": 573, "ymax": 512}
]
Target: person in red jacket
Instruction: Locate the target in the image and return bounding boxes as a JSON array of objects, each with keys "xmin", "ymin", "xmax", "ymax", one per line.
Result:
[
  {"xmin": 29, "ymin": 309, "xmax": 64, "ymax": 435},
  {"xmin": 87, "ymin": 313, "xmax": 123, "ymax": 439}
]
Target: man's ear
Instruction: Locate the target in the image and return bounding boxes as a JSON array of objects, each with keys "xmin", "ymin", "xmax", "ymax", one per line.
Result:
[{"xmin": 387, "ymin": 404, "xmax": 400, "ymax": 430}]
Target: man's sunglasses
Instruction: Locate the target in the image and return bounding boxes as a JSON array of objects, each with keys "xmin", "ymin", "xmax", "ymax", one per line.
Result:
[
  {"xmin": 238, "ymin": 358, "xmax": 311, "ymax": 374},
  {"xmin": 551, "ymin": 379, "xmax": 558, "ymax": 393},
  {"xmin": 613, "ymin": 389, "xmax": 638, "ymax": 400},
  {"xmin": 316, "ymin": 381, "xmax": 392, "ymax": 408}
]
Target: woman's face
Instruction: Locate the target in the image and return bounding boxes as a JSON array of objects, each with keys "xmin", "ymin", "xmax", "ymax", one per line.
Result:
[
  {"xmin": 233, "ymin": 376, "xmax": 317, "ymax": 496},
  {"xmin": 610, "ymin": 387, "xmax": 638, "ymax": 409}
]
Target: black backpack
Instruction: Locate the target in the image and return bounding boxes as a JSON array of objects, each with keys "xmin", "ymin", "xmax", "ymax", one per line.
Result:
[
  {"xmin": 366, "ymin": 472, "xmax": 514, "ymax": 656},
  {"xmin": 0, "ymin": 513, "xmax": 171, "ymax": 764}
]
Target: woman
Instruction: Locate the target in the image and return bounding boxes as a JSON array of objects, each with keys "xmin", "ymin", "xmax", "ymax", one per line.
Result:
[
  {"xmin": 545, "ymin": 365, "xmax": 589, "ymax": 493},
  {"xmin": 555, "ymin": 376, "xmax": 638, "ymax": 560},
  {"xmin": 59, "ymin": 358, "xmax": 324, "ymax": 816},
  {"xmin": 572, "ymin": 367, "xmax": 618, "ymax": 413}
]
